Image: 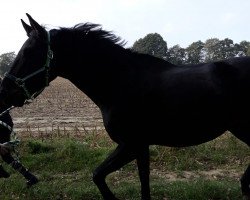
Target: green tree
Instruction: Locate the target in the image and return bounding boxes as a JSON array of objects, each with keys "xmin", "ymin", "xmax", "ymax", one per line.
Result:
[
  {"xmin": 132, "ymin": 33, "xmax": 167, "ymax": 59},
  {"xmin": 235, "ymin": 40, "xmax": 250, "ymax": 56},
  {"xmin": 219, "ymin": 38, "xmax": 236, "ymax": 59},
  {"xmin": 247, "ymin": 47, "xmax": 250, "ymax": 56},
  {"xmin": 167, "ymin": 45, "xmax": 186, "ymax": 65},
  {"xmin": 185, "ymin": 41, "xmax": 204, "ymax": 64},
  {"xmin": 204, "ymin": 38, "xmax": 240, "ymax": 62},
  {"xmin": 203, "ymin": 38, "xmax": 222, "ymax": 62},
  {"xmin": 0, "ymin": 52, "xmax": 15, "ymax": 76}
]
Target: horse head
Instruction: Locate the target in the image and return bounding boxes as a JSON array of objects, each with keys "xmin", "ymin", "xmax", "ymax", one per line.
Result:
[{"xmin": 0, "ymin": 13, "xmax": 54, "ymax": 108}]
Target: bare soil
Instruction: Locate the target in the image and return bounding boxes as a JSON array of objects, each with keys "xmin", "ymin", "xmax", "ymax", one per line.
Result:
[{"xmin": 10, "ymin": 77, "xmax": 104, "ymax": 135}]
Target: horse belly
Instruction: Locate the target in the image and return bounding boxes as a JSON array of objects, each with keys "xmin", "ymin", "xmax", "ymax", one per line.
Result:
[
  {"xmin": 148, "ymin": 120, "xmax": 226, "ymax": 147},
  {"xmin": 102, "ymin": 103, "xmax": 227, "ymax": 147}
]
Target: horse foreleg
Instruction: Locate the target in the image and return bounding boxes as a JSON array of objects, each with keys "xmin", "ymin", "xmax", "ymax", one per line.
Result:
[
  {"xmin": 93, "ymin": 144, "xmax": 136, "ymax": 200},
  {"xmin": 137, "ymin": 145, "xmax": 150, "ymax": 200},
  {"xmin": 241, "ymin": 164, "xmax": 250, "ymax": 199}
]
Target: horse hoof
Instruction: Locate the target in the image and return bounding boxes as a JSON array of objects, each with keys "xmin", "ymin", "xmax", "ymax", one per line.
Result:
[{"xmin": 26, "ymin": 176, "xmax": 39, "ymax": 187}]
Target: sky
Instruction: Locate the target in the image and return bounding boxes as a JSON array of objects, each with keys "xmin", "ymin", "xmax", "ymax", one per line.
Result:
[{"xmin": 0, "ymin": 0, "xmax": 250, "ymax": 55}]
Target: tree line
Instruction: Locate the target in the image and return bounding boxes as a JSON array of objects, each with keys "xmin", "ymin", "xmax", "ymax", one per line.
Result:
[
  {"xmin": 0, "ymin": 52, "xmax": 15, "ymax": 76},
  {"xmin": 0, "ymin": 34, "xmax": 250, "ymax": 75},
  {"xmin": 132, "ymin": 33, "xmax": 250, "ymax": 65}
]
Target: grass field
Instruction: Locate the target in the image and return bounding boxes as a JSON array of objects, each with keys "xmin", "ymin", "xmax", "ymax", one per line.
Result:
[
  {"xmin": 0, "ymin": 78, "xmax": 248, "ymax": 199},
  {"xmin": 0, "ymin": 130, "xmax": 249, "ymax": 200}
]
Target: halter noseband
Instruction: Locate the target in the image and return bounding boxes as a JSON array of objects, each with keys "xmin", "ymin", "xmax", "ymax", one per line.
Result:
[{"xmin": 4, "ymin": 31, "xmax": 53, "ymax": 102}]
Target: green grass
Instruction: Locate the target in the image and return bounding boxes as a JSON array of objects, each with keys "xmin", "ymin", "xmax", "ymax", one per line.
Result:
[
  {"xmin": 0, "ymin": 132, "xmax": 248, "ymax": 200},
  {"xmin": 150, "ymin": 133, "xmax": 249, "ymax": 171}
]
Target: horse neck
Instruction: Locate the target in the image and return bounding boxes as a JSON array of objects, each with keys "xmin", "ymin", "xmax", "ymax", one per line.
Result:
[
  {"xmin": 51, "ymin": 31, "xmax": 131, "ymax": 108},
  {"xmin": 51, "ymin": 30, "xmax": 175, "ymax": 108}
]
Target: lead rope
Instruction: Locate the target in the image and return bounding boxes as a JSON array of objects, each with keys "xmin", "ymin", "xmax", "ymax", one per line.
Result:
[{"xmin": 0, "ymin": 106, "xmax": 20, "ymax": 160}]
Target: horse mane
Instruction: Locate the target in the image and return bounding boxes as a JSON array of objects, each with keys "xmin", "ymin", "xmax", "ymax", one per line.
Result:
[{"xmin": 59, "ymin": 23, "xmax": 126, "ymax": 47}]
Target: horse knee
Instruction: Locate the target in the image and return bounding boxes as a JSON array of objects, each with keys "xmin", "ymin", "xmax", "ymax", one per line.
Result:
[{"xmin": 93, "ymin": 169, "xmax": 104, "ymax": 185}]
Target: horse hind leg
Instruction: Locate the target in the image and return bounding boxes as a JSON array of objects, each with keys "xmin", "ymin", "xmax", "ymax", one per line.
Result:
[{"xmin": 230, "ymin": 127, "xmax": 250, "ymax": 198}]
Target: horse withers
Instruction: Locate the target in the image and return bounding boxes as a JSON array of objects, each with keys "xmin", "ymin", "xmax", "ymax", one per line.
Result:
[{"xmin": 0, "ymin": 14, "xmax": 249, "ymax": 199}]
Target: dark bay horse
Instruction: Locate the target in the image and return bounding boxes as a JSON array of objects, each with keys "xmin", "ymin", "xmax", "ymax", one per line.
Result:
[{"xmin": 0, "ymin": 14, "xmax": 249, "ymax": 199}]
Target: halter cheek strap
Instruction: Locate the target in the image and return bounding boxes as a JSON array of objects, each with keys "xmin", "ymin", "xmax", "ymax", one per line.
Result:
[
  {"xmin": 44, "ymin": 31, "xmax": 53, "ymax": 86},
  {"xmin": 4, "ymin": 31, "xmax": 53, "ymax": 102}
]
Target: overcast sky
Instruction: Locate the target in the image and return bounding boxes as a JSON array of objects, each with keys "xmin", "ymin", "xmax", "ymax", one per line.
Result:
[{"xmin": 1, "ymin": 0, "xmax": 250, "ymax": 55}]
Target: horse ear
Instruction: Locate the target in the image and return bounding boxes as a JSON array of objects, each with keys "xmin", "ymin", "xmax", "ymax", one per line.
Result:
[
  {"xmin": 26, "ymin": 13, "xmax": 45, "ymax": 36},
  {"xmin": 21, "ymin": 19, "xmax": 32, "ymax": 37}
]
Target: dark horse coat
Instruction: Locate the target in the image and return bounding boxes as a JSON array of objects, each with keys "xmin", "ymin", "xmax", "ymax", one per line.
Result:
[{"xmin": 0, "ymin": 14, "xmax": 249, "ymax": 200}]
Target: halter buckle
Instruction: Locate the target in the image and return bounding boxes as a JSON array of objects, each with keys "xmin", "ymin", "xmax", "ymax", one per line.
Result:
[{"xmin": 48, "ymin": 49, "xmax": 53, "ymax": 60}]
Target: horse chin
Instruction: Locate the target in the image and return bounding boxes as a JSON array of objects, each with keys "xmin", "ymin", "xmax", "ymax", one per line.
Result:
[
  {"xmin": 10, "ymin": 97, "xmax": 26, "ymax": 107},
  {"xmin": 13, "ymin": 100, "xmax": 25, "ymax": 107}
]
